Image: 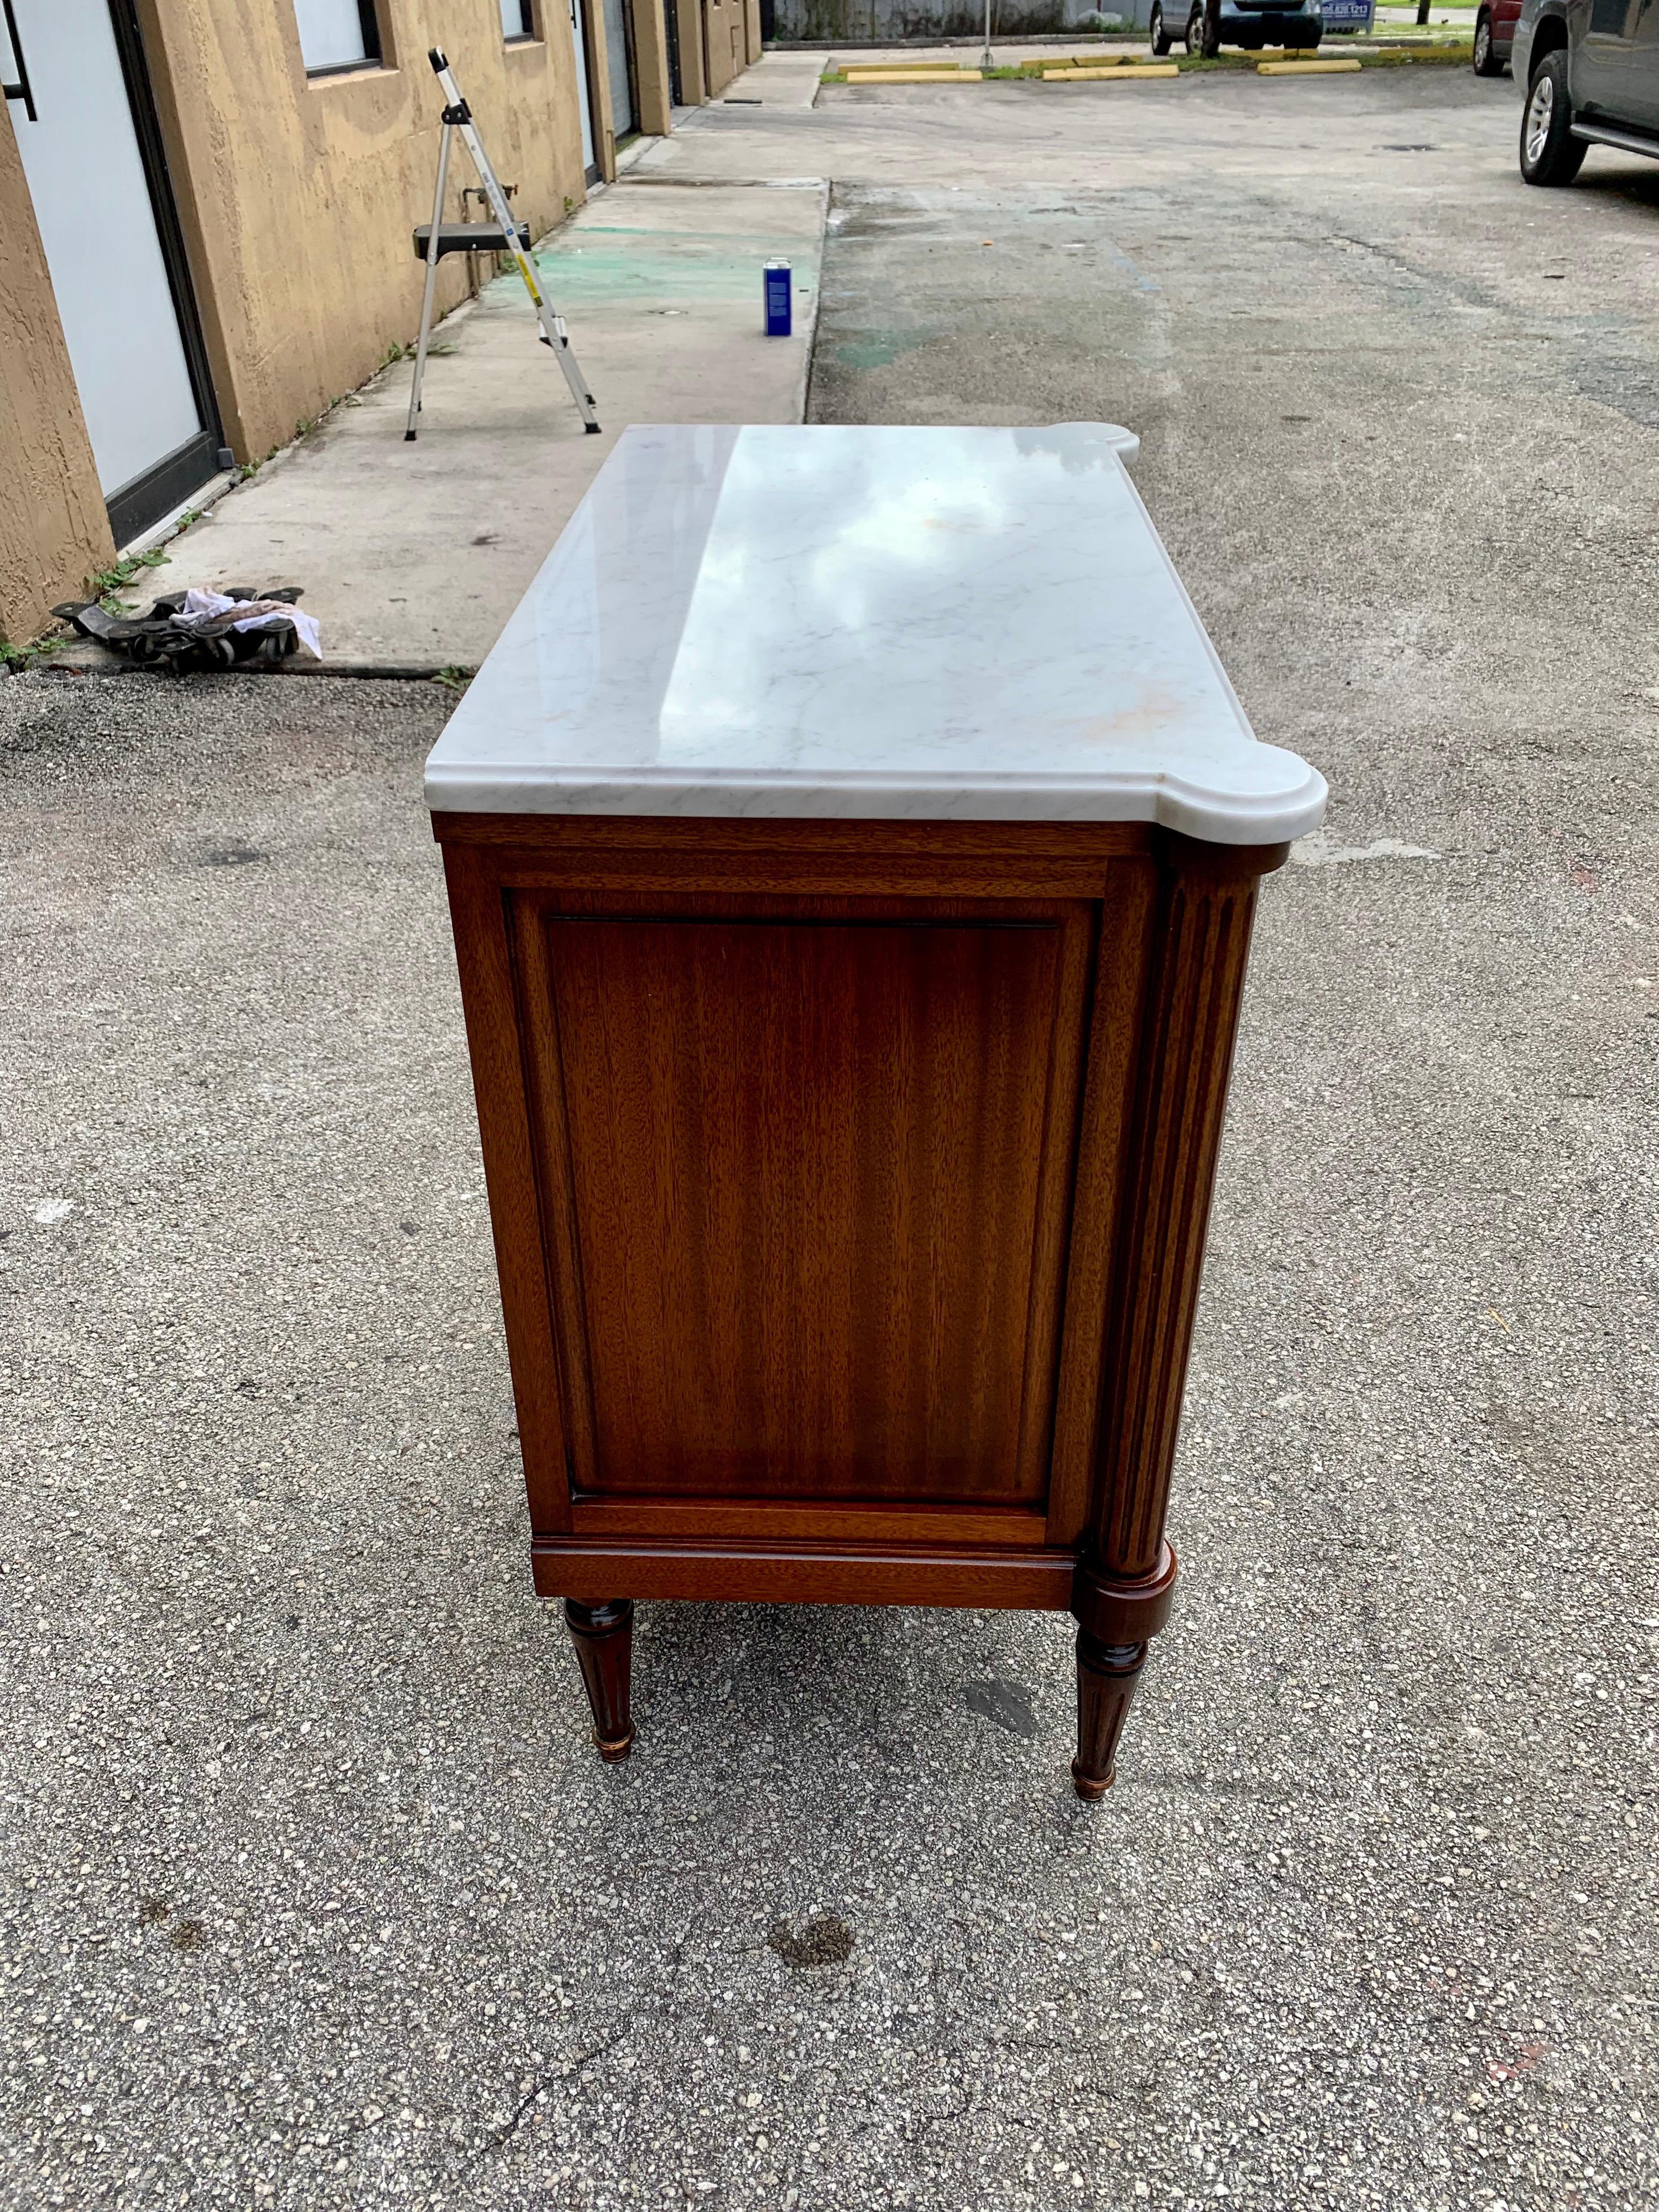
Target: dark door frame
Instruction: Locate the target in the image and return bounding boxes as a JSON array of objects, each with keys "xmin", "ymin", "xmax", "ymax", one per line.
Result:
[
  {"xmin": 614, "ymin": 0, "xmax": 641, "ymax": 140},
  {"xmin": 571, "ymin": 0, "xmax": 604, "ymax": 183},
  {"xmin": 103, "ymin": 0, "xmax": 228, "ymax": 542},
  {"xmin": 664, "ymin": 0, "xmax": 684, "ymax": 105}
]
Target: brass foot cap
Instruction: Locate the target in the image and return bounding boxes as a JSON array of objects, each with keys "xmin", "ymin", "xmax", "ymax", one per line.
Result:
[
  {"xmin": 595, "ymin": 1726, "xmax": 635, "ymax": 1763},
  {"xmin": 1071, "ymin": 1759, "xmax": 1115, "ymax": 1802}
]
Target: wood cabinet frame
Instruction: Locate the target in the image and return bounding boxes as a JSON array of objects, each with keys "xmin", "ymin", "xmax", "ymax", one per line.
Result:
[{"xmin": 434, "ymin": 810, "xmax": 1285, "ymax": 1794}]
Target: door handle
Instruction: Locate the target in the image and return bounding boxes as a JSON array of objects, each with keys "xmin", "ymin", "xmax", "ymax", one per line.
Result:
[{"xmin": 2, "ymin": 0, "xmax": 37, "ymax": 121}]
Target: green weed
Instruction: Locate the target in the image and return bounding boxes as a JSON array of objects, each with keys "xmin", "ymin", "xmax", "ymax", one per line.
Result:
[
  {"xmin": 0, "ymin": 629, "xmax": 68, "ymax": 674},
  {"xmin": 90, "ymin": 546, "xmax": 170, "ymax": 610}
]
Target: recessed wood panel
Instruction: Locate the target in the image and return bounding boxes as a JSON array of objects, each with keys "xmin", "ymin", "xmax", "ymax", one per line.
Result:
[{"xmin": 517, "ymin": 909, "xmax": 1083, "ymax": 1504}]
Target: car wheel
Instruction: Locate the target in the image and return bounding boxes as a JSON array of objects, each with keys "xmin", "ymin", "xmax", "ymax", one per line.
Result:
[
  {"xmin": 1183, "ymin": 1, "xmax": 1204, "ymax": 53},
  {"xmin": 1472, "ymin": 8, "xmax": 1504, "ymax": 74},
  {"xmin": 1520, "ymin": 52, "xmax": 1586, "ymax": 186},
  {"xmin": 1150, "ymin": 2, "xmax": 1173, "ymax": 53}
]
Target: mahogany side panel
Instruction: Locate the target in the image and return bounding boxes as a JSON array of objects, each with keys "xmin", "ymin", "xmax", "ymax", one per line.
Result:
[
  {"xmin": 1090, "ymin": 836, "xmax": 1287, "ymax": 1580},
  {"xmin": 510, "ymin": 902, "xmax": 1091, "ymax": 1507},
  {"xmin": 439, "ymin": 844, "xmax": 572, "ymax": 1535}
]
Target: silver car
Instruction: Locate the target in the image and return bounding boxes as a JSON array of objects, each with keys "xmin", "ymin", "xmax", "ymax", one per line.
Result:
[{"xmin": 1512, "ymin": 0, "xmax": 1659, "ymax": 185}]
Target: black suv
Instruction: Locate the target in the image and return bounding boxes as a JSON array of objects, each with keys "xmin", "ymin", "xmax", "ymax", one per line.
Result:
[{"xmin": 1514, "ymin": 0, "xmax": 1659, "ymax": 184}]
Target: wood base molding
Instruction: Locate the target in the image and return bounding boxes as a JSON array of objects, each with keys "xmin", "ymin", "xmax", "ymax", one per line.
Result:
[{"xmin": 536, "ymin": 1539, "xmax": 1074, "ymax": 1612}]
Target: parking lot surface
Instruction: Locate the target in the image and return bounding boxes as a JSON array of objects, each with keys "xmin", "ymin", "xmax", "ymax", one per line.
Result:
[{"xmin": 3, "ymin": 64, "xmax": 1658, "ymax": 2212}]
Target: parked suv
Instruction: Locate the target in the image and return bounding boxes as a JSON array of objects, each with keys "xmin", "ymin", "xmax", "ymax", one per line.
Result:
[
  {"xmin": 1150, "ymin": 0, "xmax": 1323, "ymax": 54},
  {"xmin": 1473, "ymin": 0, "xmax": 1523, "ymax": 73},
  {"xmin": 1513, "ymin": 0, "xmax": 1659, "ymax": 184}
]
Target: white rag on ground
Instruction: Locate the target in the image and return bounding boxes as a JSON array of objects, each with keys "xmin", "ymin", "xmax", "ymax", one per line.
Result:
[{"xmin": 176, "ymin": 587, "xmax": 323, "ymax": 661}]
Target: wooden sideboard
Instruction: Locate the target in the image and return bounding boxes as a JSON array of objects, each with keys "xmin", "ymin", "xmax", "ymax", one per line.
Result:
[{"xmin": 426, "ymin": 424, "xmax": 1324, "ymax": 1795}]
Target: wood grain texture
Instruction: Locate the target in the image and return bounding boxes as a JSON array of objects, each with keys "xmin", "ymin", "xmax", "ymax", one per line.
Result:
[
  {"xmin": 431, "ymin": 813, "xmax": 1155, "ymax": 902},
  {"xmin": 1071, "ymin": 1540, "xmax": 1178, "ymax": 1645},
  {"xmin": 564, "ymin": 1598, "xmax": 635, "ymax": 1760},
  {"xmin": 439, "ymin": 844, "xmax": 572, "ymax": 1533},
  {"xmin": 1043, "ymin": 855, "xmax": 1159, "ymax": 1548},
  {"xmin": 513, "ymin": 901, "xmax": 1089, "ymax": 1505},
  {"xmin": 437, "ymin": 812, "xmax": 1289, "ymax": 1791},
  {"xmin": 432, "ymin": 811, "xmax": 1154, "ymax": 864},
  {"xmin": 571, "ymin": 1498, "xmax": 1051, "ymax": 1548},
  {"xmin": 534, "ymin": 1538, "xmax": 1077, "ymax": 1610},
  {"xmin": 1072, "ymin": 1634, "xmax": 1148, "ymax": 1801},
  {"xmin": 1090, "ymin": 838, "xmax": 1286, "ymax": 1580}
]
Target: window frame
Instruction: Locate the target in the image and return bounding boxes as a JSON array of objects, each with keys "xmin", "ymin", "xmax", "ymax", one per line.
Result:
[
  {"xmin": 295, "ymin": 0, "xmax": 384, "ymax": 80},
  {"xmin": 501, "ymin": 0, "xmax": 539, "ymax": 41}
]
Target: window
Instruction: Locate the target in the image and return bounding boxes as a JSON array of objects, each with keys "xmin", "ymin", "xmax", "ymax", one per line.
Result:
[
  {"xmin": 500, "ymin": 0, "xmax": 536, "ymax": 35},
  {"xmin": 293, "ymin": 0, "xmax": 381, "ymax": 75}
]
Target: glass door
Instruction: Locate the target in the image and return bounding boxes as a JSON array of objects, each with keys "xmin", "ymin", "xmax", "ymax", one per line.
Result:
[
  {"xmin": 2, "ymin": 0, "xmax": 223, "ymax": 542},
  {"xmin": 569, "ymin": 0, "xmax": 600, "ymax": 179}
]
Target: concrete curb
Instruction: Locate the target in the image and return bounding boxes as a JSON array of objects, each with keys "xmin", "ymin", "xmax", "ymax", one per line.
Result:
[{"xmin": 792, "ymin": 182, "xmax": 830, "ymax": 428}]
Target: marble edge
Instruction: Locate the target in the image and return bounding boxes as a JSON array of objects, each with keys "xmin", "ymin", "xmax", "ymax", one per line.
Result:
[
  {"xmin": 425, "ymin": 422, "xmax": 1329, "ymax": 847},
  {"xmin": 423, "ymin": 760, "xmax": 1331, "ymax": 845}
]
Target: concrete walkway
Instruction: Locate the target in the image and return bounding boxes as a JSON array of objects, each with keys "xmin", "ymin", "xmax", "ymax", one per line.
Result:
[
  {"xmin": 709, "ymin": 48, "xmax": 827, "ymax": 106},
  {"xmin": 104, "ymin": 158, "xmax": 824, "ymax": 673}
]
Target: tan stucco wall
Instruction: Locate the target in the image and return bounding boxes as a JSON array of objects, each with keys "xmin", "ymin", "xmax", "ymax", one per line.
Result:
[
  {"xmin": 674, "ymin": 0, "xmax": 708, "ymax": 102},
  {"xmin": 136, "ymin": 0, "xmax": 605, "ymax": 466},
  {"xmin": 632, "ymin": 0, "xmax": 676, "ymax": 136},
  {"xmin": 0, "ymin": 112, "xmax": 112, "ymax": 648},
  {"xmin": 701, "ymin": 0, "xmax": 748, "ymax": 94},
  {"xmin": 1, "ymin": 0, "xmax": 686, "ymax": 645}
]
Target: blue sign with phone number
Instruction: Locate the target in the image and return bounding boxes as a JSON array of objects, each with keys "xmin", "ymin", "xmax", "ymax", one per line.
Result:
[{"xmin": 1320, "ymin": 0, "xmax": 1375, "ymax": 24}]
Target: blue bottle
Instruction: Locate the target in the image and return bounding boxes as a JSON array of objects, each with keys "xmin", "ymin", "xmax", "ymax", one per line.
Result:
[{"xmin": 764, "ymin": 261, "xmax": 792, "ymax": 338}]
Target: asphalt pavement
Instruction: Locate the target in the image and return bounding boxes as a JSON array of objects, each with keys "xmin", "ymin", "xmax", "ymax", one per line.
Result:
[{"xmin": 3, "ymin": 60, "xmax": 1657, "ymax": 2212}]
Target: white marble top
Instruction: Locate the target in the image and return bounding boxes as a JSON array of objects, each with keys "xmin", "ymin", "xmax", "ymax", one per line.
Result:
[{"xmin": 425, "ymin": 424, "xmax": 1326, "ymax": 843}]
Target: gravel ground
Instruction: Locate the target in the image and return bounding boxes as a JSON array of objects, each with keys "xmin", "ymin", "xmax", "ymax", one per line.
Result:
[{"xmin": 3, "ymin": 64, "xmax": 1658, "ymax": 2212}]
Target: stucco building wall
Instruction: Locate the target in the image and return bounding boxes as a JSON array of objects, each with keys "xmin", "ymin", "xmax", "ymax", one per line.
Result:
[
  {"xmin": 0, "ymin": 117, "xmax": 114, "ymax": 648},
  {"xmin": 632, "ymin": 0, "xmax": 676, "ymax": 134},
  {"xmin": 0, "ymin": 0, "xmax": 691, "ymax": 648},
  {"xmin": 137, "ymin": 0, "xmax": 597, "ymax": 468},
  {"xmin": 674, "ymin": 0, "xmax": 709, "ymax": 100}
]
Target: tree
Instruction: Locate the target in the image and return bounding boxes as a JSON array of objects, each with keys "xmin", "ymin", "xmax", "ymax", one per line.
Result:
[{"xmin": 1203, "ymin": 0, "xmax": 1222, "ymax": 54}]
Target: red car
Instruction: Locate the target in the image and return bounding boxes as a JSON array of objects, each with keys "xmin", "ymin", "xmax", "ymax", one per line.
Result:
[{"xmin": 1474, "ymin": 0, "xmax": 1523, "ymax": 71}]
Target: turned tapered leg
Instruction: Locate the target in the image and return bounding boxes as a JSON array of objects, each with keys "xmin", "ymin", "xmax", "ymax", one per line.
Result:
[
  {"xmin": 1069, "ymin": 1544, "xmax": 1176, "ymax": 1800},
  {"xmin": 1071, "ymin": 1632, "xmax": 1149, "ymax": 1801},
  {"xmin": 563, "ymin": 1598, "xmax": 635, "ymax": 1762}
]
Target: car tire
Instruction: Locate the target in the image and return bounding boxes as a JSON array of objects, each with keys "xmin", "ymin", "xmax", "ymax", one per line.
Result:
[
  {"xmin": 1520, "ymin": 52, "xmax": 1587, "ymax": 186},
  {"xmin": 1183, "ymin": 1, "xmax": 1204, "ymax": 53},
  {"xmin": 1150, "ymin": 2, "xmax": 1173, "ymax": 53},
  {"xmin": 1472, "ymin": 8, "xmax": 1504, "ymax": 74}
]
